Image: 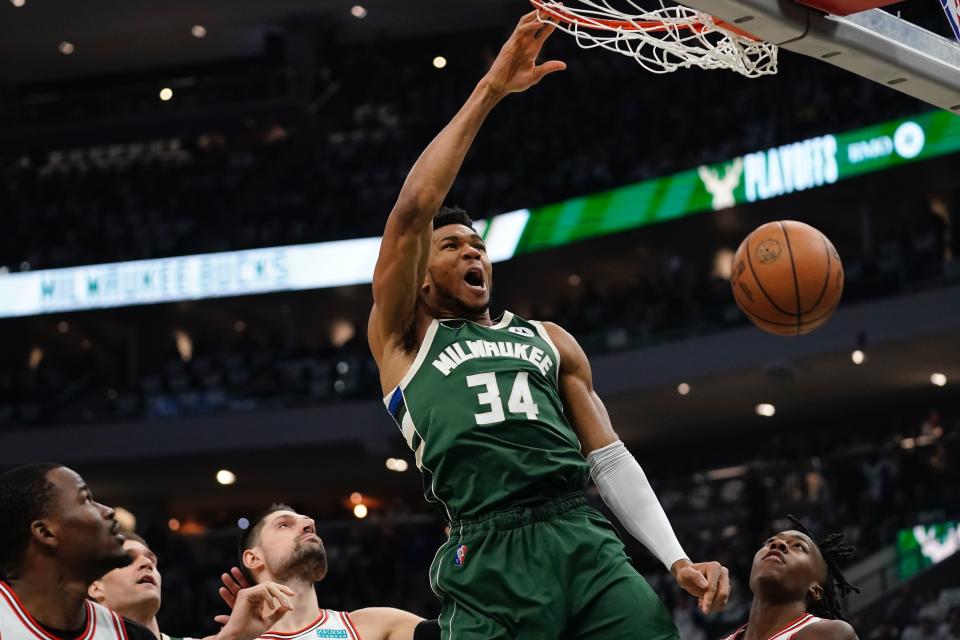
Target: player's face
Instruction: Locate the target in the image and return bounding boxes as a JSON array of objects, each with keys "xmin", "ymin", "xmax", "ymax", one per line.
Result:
[
  {"xmin": 89, "ymin": 540, "xmax": 161, "ymax": 616},
  {"xmin": 749, "ymin": 530, "xmax": 826, "ymax": 604},
  {"xmin": 257, "ymin": 510, "xmax": 327, "ymax": 583},
  {"xmin": 45, "ymin": 467, "xmax": 131, "ymax": 581},
  {"xmin": 425, "ymin": 224, "xmax": 493, "ymax": 315}
]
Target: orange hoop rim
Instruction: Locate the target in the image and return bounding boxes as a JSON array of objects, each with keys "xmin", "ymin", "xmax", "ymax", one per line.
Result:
[{"xmin": 529, "ymin": 0, "xmax": 762, "ymax": 40}]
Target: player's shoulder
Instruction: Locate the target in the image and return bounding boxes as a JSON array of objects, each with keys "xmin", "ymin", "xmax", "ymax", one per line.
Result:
[
  {"xmin": 793, "ymin": 618, "xmax": 858, "ymax": 640},
  {"xmin": 349, "ymin": 606, "xmax": 422, "ymax": 622},
  {"xmin": 348, "ymin": 607, "xmax": 422, "ymax": 638},
  {"xmin": 531, "ymin": 319, "xmax": 573, "ymax": 343},
  {"xmin": 532, "ymin": 320, "xmax": 588, "ymax": 362}
]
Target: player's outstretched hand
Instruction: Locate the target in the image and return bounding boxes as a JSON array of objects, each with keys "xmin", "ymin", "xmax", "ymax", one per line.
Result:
[
  {"xmin": 672, "ymin": 559, "xmax": 730, "ymax": 614},
  {"xmin": 482, "ymin": 11, "xmax": 566, "ymax": 95},
  {"xmin": 219, "ymin": 567, "xmax": 252, "ymax": 609},
  {"xmin": 213, "ymin": 581, "xmax": 295, "ymax": 640}
]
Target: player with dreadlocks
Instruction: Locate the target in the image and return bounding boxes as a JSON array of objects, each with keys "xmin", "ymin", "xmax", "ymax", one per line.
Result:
[{"xmin": 721, "ymin": 516, "xmax": 860, "ymax": 640}]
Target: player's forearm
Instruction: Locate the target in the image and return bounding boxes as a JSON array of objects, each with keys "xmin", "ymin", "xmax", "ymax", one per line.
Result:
[
  {"xmin": 587, "ymin": 440, "xmax": 688, "ymax": 571},
  {"xmin": 391, "ymin": 79, "xmax": 505, "ymax": 228}
]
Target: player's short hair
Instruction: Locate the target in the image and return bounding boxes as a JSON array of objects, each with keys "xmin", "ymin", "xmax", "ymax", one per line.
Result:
[
  {"xmin": 123, "ymin": 532, "xmax": 148, "ymax": 548},
  {"xmin": 0, "ymin": 463, "xmax": 64, "ymax": 577},
  {"xmin": 237, "ymin": 503, "xmax": 296, "ymax": 582},
  {"xmin": 433, "ymin": 206, "xmax": 474, "ymax": 231}
]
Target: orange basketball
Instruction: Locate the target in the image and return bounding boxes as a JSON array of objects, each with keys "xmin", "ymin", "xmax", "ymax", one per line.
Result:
[{"xmin": 731, "ymin": 220, "xmax": 844, "ymax": 336}]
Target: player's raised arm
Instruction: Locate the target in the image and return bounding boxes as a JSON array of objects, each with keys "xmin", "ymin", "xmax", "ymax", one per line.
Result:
[
  {"xmin": 543, "ymin": 321, "xmax": 732, "ymax": 614},
  {"xmin": 369, "ymin": 12, "xmax": 565, "ymax": 359}
]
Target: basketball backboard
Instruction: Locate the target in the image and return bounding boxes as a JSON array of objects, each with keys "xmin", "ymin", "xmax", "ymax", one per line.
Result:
[{"xmin": 681, "ymin": 0, "xmax": 960, "ymax": 112}]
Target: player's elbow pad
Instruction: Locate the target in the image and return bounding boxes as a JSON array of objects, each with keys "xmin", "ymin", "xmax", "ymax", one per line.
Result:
[
  {"xmin": 414, "ymin": 620, "xmax": 441, "ymax": 640},
  {"xmin": 587, "ymin": 440, "xmax": 688, "ymax": 571}
]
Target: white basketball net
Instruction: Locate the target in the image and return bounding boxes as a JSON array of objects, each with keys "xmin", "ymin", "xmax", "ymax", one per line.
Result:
[{"xmin": 532, "ymin": 0, "xmax": 779, "ymax": 77}]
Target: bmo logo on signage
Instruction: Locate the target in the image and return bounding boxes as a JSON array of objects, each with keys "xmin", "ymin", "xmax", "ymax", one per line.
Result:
[{"xmin": 847, "ymin": 120, "xmax": 925, "ymax": 164}]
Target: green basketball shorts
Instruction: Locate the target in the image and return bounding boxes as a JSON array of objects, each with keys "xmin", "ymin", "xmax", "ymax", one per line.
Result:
[{"xmin": 428, "ymin": 494, "xmax": 679, "ymax": 639}]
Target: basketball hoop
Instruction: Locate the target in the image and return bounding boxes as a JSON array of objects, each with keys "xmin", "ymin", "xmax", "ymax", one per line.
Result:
[{"xmin": 531, "ymin": 0, "xmax": 778, "ymax": 77}]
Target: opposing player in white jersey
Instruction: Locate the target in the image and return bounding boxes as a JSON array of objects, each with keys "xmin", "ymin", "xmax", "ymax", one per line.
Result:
[
  {"xmin": 88, "ymin": 533, "xmax": 197, "ymax": 640},
  {"xmin": 0, "ymin": 463, "xmax": 293, "ymax": 640},
  {"xmin": 220, "ymin": 504, "xmax": 439, "ymax": 640},
  {"xmin": 722, "ymin": 519, "xmax": 859, "ymax": 640}
]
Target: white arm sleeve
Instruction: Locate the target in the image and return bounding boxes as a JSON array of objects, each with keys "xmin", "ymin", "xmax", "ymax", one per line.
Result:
[{"xmin": 587, "ymin": 440, "xmax": 688, "ymax": 571}]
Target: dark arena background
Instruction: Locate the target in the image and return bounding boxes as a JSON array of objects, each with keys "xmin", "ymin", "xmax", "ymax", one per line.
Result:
[{"xmin": 1, "ymin": 1, "xmax": 958, "ymax": 639}]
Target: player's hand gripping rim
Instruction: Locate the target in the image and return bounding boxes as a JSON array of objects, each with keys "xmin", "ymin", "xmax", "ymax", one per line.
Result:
[{"xmin": 482, "ymin": 11, "xmax": 566, "ymax": 96}]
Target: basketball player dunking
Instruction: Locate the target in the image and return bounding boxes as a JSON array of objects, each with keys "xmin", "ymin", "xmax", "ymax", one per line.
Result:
[
  {"xmin": 0, "ymin": 464, "xmax": 294, "ymax": 640},
  {"xmin": 368, "ymin": 12, "xmax": 730, "ymax": 639},
  {"xmin": 722, "ymin": 521, "xmax": 858, "ymax": 640}
]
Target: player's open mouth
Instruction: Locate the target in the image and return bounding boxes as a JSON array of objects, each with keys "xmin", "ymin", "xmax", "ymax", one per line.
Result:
[
  {"xmin": 137, "ymin": 575, "xmax": 157, "ymax": 586},
  {"xmin": 463, "ymin": 267, "xmax": 486, "ymax": 291}
]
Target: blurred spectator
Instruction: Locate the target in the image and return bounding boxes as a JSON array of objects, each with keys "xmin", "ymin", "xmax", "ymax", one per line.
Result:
[{"xmin": 0, "ymin": 28, "xmax": 931, "ymax": 273}]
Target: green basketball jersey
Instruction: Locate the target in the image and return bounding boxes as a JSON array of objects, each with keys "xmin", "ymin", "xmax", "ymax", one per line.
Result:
[{"xmin": 383, "ymin": 311, "xmax": 590, "ymax": 520}]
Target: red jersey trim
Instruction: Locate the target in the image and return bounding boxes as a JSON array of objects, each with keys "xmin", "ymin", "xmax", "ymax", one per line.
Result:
[
  {"xmin": 110, "ymin": 611, "xmax": 128, "ymax": 640},
  {"xmin": 84, "ymin": 603, "xmax": 97, "ymax": 640},
  {"xmin": 723, "ymin": 614, "xmax": 815, "ymax": 640},
  {"xmin": 0, "ymin": 583, "xmax": 95, "ymax": 640},
  {"xmin": 777, "ymin": 614, "xmax": 814, "ymax": 639},
  {"xmin": 338, "ymin": 613, "xmax": 360, "ymax": 640},
  {"xmin": 258, "ymin": 611, "xmax": 328, "ymax": 639},
  {"xmin": 724, "ymin": 624, "xmax": 747, "ymax": 640},
  {"xmin": 109, "ymin": 613, "xmax": 123, "ymax": 640}
]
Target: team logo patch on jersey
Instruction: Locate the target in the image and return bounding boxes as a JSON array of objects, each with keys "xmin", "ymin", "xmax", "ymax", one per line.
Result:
[
  {"xmin": 508, "ymin": 326, "xmax": 534, "ymax": 337},
  {"xmin": 316, "ymin": 631, "xmax": 348, "ymax": 638},
  {"xmin": 454, "ymin": 544, "xmax": 468, "ymax": 567}
]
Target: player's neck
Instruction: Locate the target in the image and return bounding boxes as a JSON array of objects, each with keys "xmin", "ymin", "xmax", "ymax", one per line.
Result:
[
  {"xmin": 431, "ymin": 307, "xmax": 494, "ymax": 326},
  {"xmin": 102, "ymin": 595, "xmax": 158, "ymax": 634},
  {"xmin": 421, "ymin": 297, "xmax": 494, "ymax": 326},
  {"xmin": 744, "ymin": 598, "xmax": 809, "ymax": 640},
  {"xmin": 145, "ymin": 618, "xmax": 161, "ymax": 640},
  {"xmin": 119, "ymin": 608, "xmax": 160, "ymax": 640},
  {"xmin": 5, "ymin": 569, "xmax": 90, "ymax": 631},
  {"xmin": 266, "ymin": 578, "xmax": 322, "ymax": 634}
]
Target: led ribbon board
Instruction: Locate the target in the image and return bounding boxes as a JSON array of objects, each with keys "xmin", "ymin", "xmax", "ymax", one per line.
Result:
[
  {"xmin": 0, "ymin": 111, "xmax": 957, "ymax": 318},
  {"xmin": 0, "ymin": 211, "xmax": 530, "ymax": 318},
  {"xmin": 897, "ymin": 521, "xmax": 959, "ymax": 580},
  {"xmin": 514, "ymin": 110, "xmax": 960, "ymax": 252}
]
